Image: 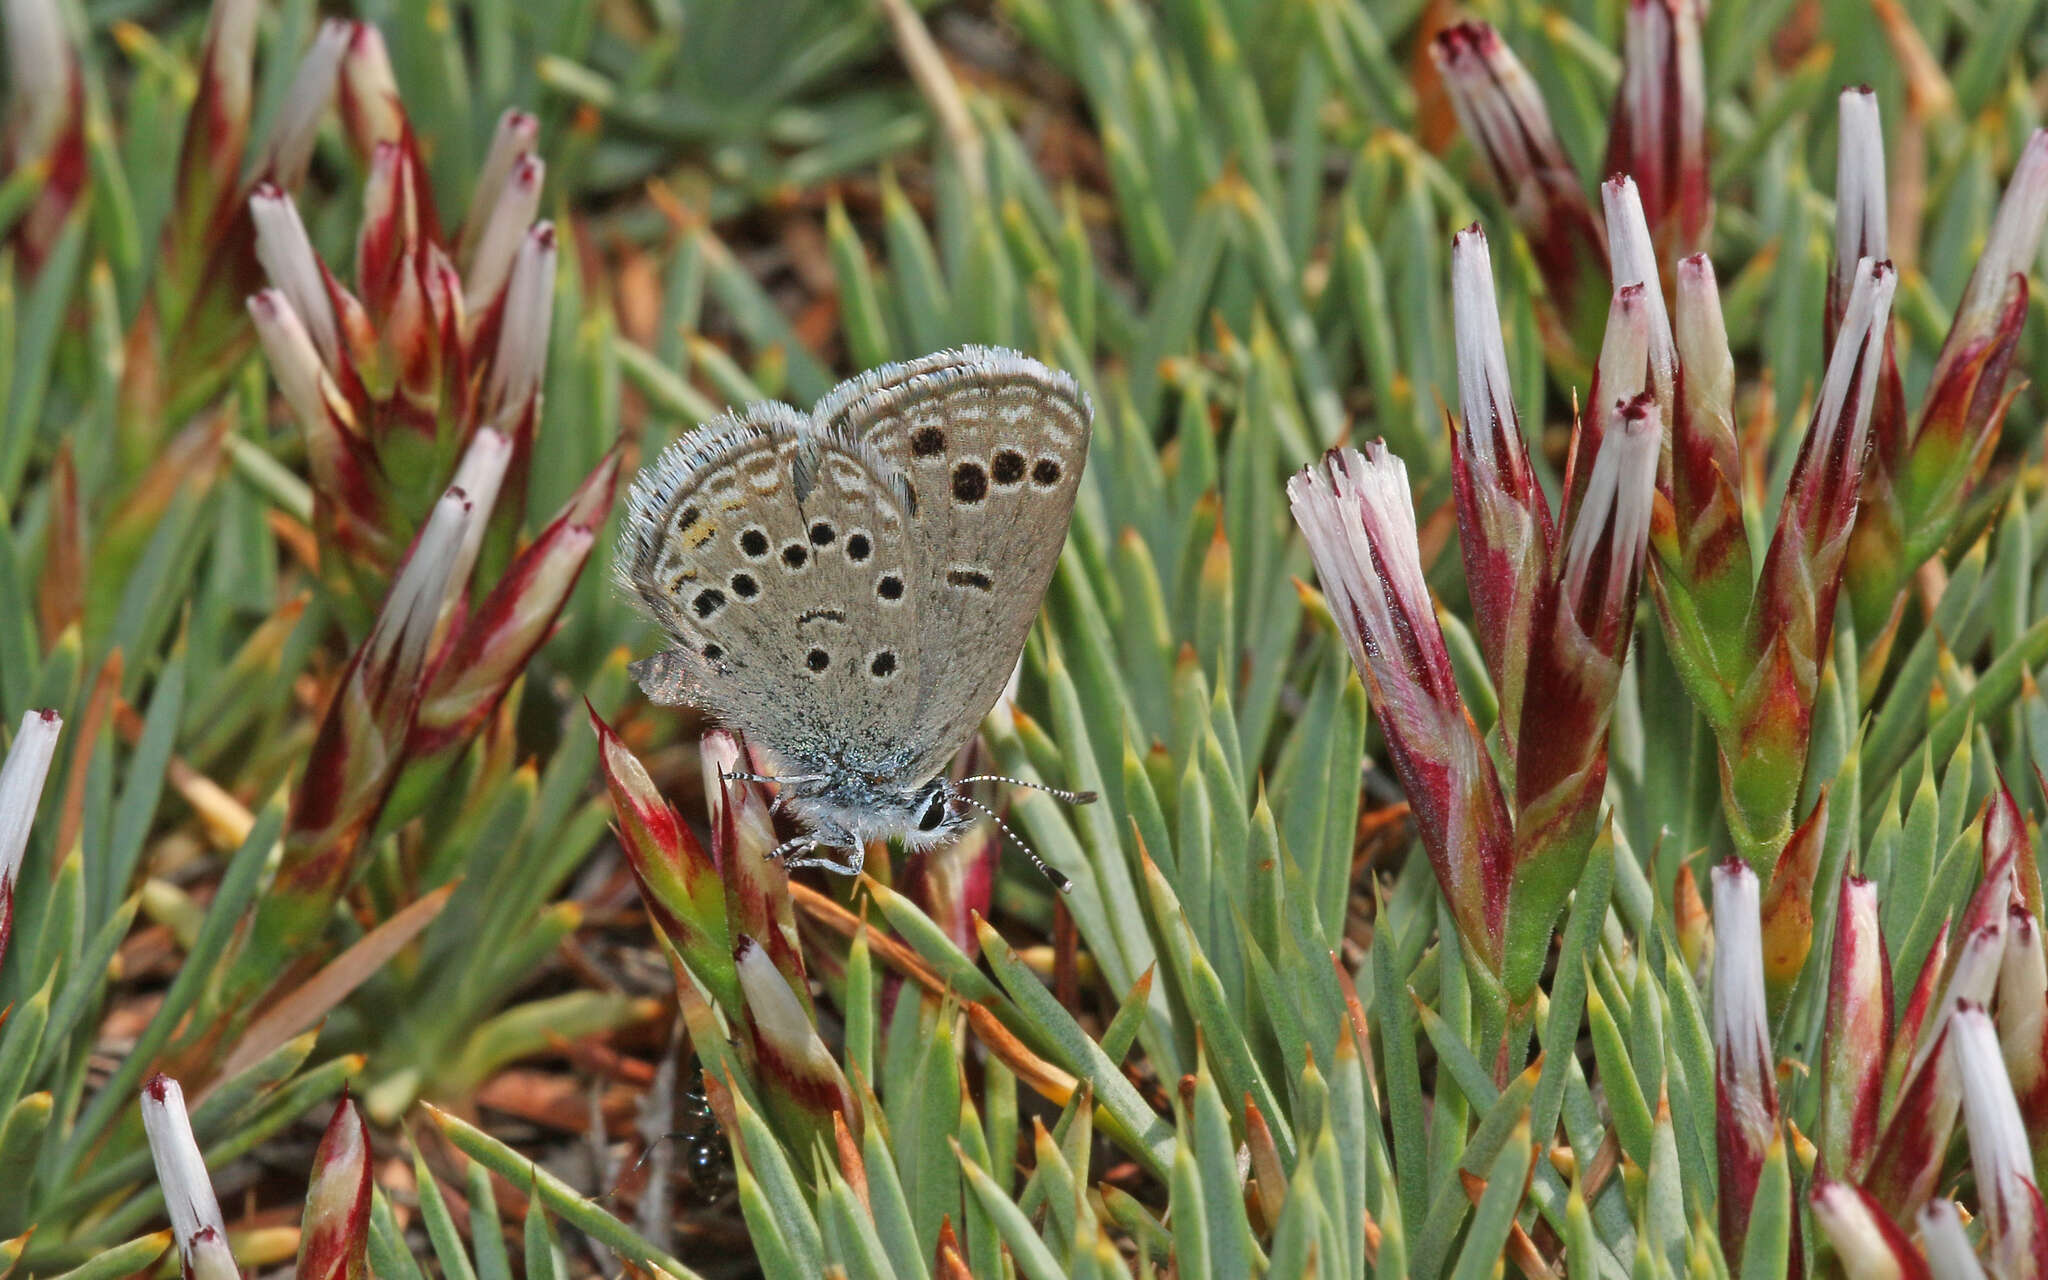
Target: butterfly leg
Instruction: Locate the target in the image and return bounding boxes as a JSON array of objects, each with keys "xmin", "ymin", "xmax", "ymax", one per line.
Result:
[{"xmin": 767, "ymin": 833, "xmax": 820, "ymax": 865}]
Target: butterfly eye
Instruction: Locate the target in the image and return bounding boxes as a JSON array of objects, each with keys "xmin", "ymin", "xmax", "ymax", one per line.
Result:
[{"xmin": 917, "ymin": 791, "xmax": 949, "ymax": 832}]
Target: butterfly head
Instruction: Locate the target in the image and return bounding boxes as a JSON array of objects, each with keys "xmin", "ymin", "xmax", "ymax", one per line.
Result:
[{"xmin": 777, "ymin": 773, "xmax": 972, "ymax": 854}]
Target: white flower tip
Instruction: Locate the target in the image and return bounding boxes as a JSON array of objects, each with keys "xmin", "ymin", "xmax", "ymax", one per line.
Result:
[
  {"xmin": 482, "ymin": 224, "xmax": 559, "ymax": 419},
  {"xmin": 4, "ymin": 0, "xmax": 74, "ymax": 134},
  {"xmin": 250, "ymin": 188, "xmax": 339, "ymax": 366},
  {"xmin": 141, "ymin": 1073, "xmax": 229, "ymax": 1253},
  {"xmin": 1450, "ymin": 223, "xmax": 1520, "ymax": 471},
  {"xmin": 1565, "ymin": 395, "xmax": 1659, "ymax": 612},
  {"xmin": 445, "ymin": 430, "xmax": 514, "ymax": 585},
  {"xmin": 500, "ymin": 107, "xmax": 539, "ymax": 144},
  {"xmin": 368, "ymin": 489, "xmax": 476, "ymax": 677},
  {"xmin": 1601, "ymin": 175, "xmax": 1661, "ymax": 293},
  {"xmin": 1675, "ymin": 252, "xmax": 1732, "ymax": 377},
  {"xmin": 1, "ymin": 708, "xmax": 62, "ymax": 879},
  {"xmin": 510, "ymin": 153, "xmax": 544, "ymax": 196},
  {"xmin": 261, "ymin": 20, "xmax": 349, "ymax": 189},
  {"xmin": 340, "ymin": 19, "xmax": 397, "ymax": 95},
  {"xmin": 1834, "ymin": 88, "xmax": 1888, "ymax": 285},
  {"xmin": 1710, "ymin": 858, "xmax": 1769, "ymax": 1054},
  {"xmin": 1812, "ymin": 257, "xmax": 1897, "ymax": 458},
  {"xmin": 698, "ymin": 729, "xmax": 749, "ymax": 817},
  {"xmin": 1962, "ymin": 129, "xmax": 2048, "ymax": 328},
  {"xmin": 1429, "ymin": 20, "xmax": 1498, "ymax": 74},
  {"xmin": 735, "ymin": 936, "xmax": 834, "ymax": 1069},
  {"xmin": 1954, "ymin": 1000, "xmax": 2036, "ymax": 1200}
]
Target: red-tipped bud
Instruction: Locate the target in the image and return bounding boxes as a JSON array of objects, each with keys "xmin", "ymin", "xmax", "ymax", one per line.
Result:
[
  {"xmin": 0, "ymin": 709, "xmax": 62, "ymax": 969},
  {"xmin": 1605, "ymin": 0, "xmax": 1710, "ymax": 257},
  {"xmin": 412, "ymin": 451, "xmax": 614, "ymax": 756},
  {"xmin": 1672, "ymin": 254, "xmax": 1741, "ymax": 521},
  {"xmin": 1817, "ymin": 873, "xmax": 1892, "ymax": 1182},
  {"xmin": 1560, "ymin": 395, "xmax": 1658, "ymax": 651},
  {"xmin": 699, "ymin": 730, "xmax": 807, "ymax": 1003},
  {"xmin": 362, "ymin": 488, "xmax": 474, "ymax": 699},
  {"xmin": 1290, "ymin": 444, "xmax": 1514, "ymax": 973},
  {"xmin": 170, "ymin": 0, "xmax": 260, "ymax": 248},
  {"xmin": 297, "ymin": 1094, "xmax": 371, "ymax": 1280},
  {"xmin": 1732, "ymin": 260, "xmax": 1895, "ymax": 857},
  {"xmin": 590, "ymin": 704, "xmax": 738, "ymax": 1017},
  {"xmin": 440, "ymin": 427, "xmax": 514, "ymax": 593},
  {"xmin": 2, "ymin": 0, "xmax": 87, "ymax": 271},
  {"xmin": 1851, "ymin": 131, "xmax": 2047, "ymax": 633},
  {"xmin": 1945, "ymin": 131, "xmax": 2048, "ymax": 364}
]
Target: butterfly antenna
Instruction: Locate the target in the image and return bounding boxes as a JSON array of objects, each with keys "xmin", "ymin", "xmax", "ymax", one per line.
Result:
[
  {"xmin": 957, "ymin": 774, "xmax": 1099, "ymax": 806},
  {"xmin": 955, "ymin": 793, "xmax": 1072, "ymax": 894},
  {"xmin": 722, "ymin": 769, "xmax": 828, "ymax": 786}
]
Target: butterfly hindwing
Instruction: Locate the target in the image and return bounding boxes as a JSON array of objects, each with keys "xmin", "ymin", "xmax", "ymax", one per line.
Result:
[
  {"xmin": 620, "ymin": 403, "xmax": 926, "ymax": 776},
  {"xmin": 827, "ymin": 348, "xmax": 1093, "ymax": 778}
]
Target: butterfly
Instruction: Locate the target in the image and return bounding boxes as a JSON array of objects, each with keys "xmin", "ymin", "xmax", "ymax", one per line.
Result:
[{"xmin": 617, "ymin": 347, "xmax": 1096, "ymax": 885}]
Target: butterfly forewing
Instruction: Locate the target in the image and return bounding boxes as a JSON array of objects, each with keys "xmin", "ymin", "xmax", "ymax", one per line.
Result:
[
  {"xmin": 827, "ymin": 348, "xmax": 1093, "ymax": 778},
  {"xmin": 621, "ymin": 404, "xmax": 926, "ymax": 776}
]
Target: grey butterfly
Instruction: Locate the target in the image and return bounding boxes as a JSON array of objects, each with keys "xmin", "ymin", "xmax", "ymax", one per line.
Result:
[{"xmin": 617, "ymin": 347, "xmax": 1095, "ymax": 884}]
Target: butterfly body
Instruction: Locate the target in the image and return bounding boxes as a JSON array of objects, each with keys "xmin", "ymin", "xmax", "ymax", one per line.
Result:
[{"xmin": 618, "ymin": 347, "xmax": 1093, "ymax": 873}]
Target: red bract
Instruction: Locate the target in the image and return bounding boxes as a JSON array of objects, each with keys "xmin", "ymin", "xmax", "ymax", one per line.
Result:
[
  {"xmin": 590, "ymin": 705, "xmax": 739, "ymax": 1017},
  {"xmin": 1808, "ymin": 1180, "xmax": 1929, "ymax": 1280},
  {"xmin": 1867, "ymin": 921, "xmax": 2005, "ymax": 1218},
  {"xmin": 735, "ymin": 935, "xmax": 859, "ymax": 1148},
  {"xmin": 295, "ymin": 1096, "xmax": 371, "ymax": 1280},
  {"xmin": 1817, "ymin": 873, "xmax": 1892, "ymax": 1182}
]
